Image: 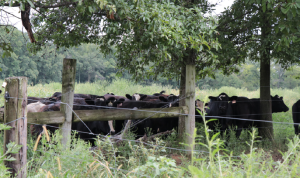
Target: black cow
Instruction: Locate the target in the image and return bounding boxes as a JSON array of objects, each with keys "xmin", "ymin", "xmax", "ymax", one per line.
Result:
[
  {"xmin": 125, "ymin": 91, "xmax": 166, "ymax": 101},
  {"xmin": 28, "ymin": 96, "xmax": 57, "ymax": 105},
  {"xmin": 114, "ymin": 97, "xmax": 178, "ymax": 138},
  {"xmin": 205, "ymin": 93, "xmax": 233, "ymax": 133},
  {"xmin": 227, "ymin": 95, "xmax": 289, "ymax": 138},
  {"xmin": 292, "ymin": 100, "xmax": 300, "ymax": 135},
  {"xmin": 31, "ymin": 96, "xmax": 115, "ymax": 146}
]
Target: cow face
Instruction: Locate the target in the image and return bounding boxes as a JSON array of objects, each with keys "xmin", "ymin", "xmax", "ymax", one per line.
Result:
[
  {"xmin": 106, "ymin": 97, "xmax": 116, "ymax": 107},
  {"xmin": 159, "ymin": 94, "xmax": 179, "ymax": 107},
  {"xmin": 271, "ymin": 95, "xmax": 289, "ymax": 113},
  {"xmin": 95, "ymin": 96, "xmax": 106, "ymax": 106},
  {"xmin": 126, "ymin": 93, "xmax": 147, "ymax": 101},
  {"xmin": 217, "ymin": 93, "xmax": 230, "ymax": 115}
]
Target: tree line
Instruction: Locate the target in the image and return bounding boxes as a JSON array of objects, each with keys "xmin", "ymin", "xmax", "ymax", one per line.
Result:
[{"xmin": 0, "ymin": 27, "xmax": 299, "ymax": 90}]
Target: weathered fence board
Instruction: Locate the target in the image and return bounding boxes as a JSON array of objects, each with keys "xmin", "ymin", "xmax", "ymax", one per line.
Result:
[
  {"xmin": 24, "ymin": 106, "xmax": 187, "ymax": 125},
  {"xmin": 73, "ymin": 106, "xmax": 188, "ymax": 122},
  {"xmin": 3, "ymin": 77, "xmax": 27, "ymax": 178},
  {"xmin": 27, "ymin": 111, "xmax": 65, "ymax": 124}
]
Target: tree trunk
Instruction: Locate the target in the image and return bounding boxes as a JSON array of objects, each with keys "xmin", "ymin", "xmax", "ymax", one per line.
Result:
[
  {"xmin": 87, "ymin": 73, "xmax": 91, "ymax": 83},
  {"xmin": 258, "ymin": 3, "xmax": 273, "ymax": 140},
  {"xmin": 178, "ymin": 67, "xmax": 186, "ymax": 141}
]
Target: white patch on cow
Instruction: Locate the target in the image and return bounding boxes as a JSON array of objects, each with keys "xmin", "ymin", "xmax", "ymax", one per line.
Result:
[
  {"xmin": 27, "ymin": 101, "xmax": 46, "ymax": 113},
  {"xmin": 108, "ymin": 100, "xmax": 116, "ymax": 107},
  {"xmin": 2, "ymin": 82, "xmax": 7, "ymax": 88},
  {"xmin": 218, "ymin": 95, "xmax": 226, "ymax": 100},
  {"xmin": 108, "ymin": 120, "xmax": 115, "ymax": 132},
  {"xmin": 97, "ymin": 98, "xmax": 105, "ymax": 101},
  {"xmin": 133, "ymin": 93, "xmax": 141, "ymax": 101},
  {"xmin": 232, "ymin": 100, "xmax": 236, "ymax": 104},
  {"xmin": 157, "ymin": 128, "xmax": 160, "ymax": 133}
]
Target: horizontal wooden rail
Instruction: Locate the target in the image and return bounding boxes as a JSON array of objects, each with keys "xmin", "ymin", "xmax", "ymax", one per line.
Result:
[
  {"xmin": 73, "ymin": 106, "xmax": 188, "ymax": 122},
  {"xmin": 27, "ymin": 111, "xmax": 65, "ymax": 124},
  {"xmin": 0, "ymin": 106, "xmax": 188, "ymax": 125}
]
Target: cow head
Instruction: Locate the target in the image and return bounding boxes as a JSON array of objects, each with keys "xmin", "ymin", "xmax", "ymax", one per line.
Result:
[
  {"xmin": 153, "ymin": 90, "xmax": 166, "ymax": 96},
  {"xmin": 126, "ymin": 93, "xmax": 147, "ymax": 101},
  {"xmin": 271, "ymin": 95, "xmax": 289, "ymax": 113},
  {"xmin": 114, "ymin": 98, "xmax": 126, "ymax": 107},
  {"xmin": 159, "ymin": 94, "xmax": 179, "ymax": 107},
  {"xmin": 106, "ymin": 97, "xmax": 116, "ymax": 107},
  {"xmin": 52, "ymin": 92, "xmax": 62, "ymax": 98},
  {"xmin": 217, "ymin": 93, "xmax": 230, "ymax": 115},
  {"xmin": 95, "ymin": 96, "xmax": 106, "ymax": 106}
]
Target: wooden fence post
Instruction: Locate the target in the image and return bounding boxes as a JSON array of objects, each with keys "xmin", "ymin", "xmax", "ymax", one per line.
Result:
[
  {"xmin": 185, "ymin": 64, "xmax": 195, "ymax": 156},
  {"xmin": 3, "ymin": 77, "xmax": 27, "ymax": 177},
  {"xmin": 60, "ymin": 58, "xmax": 76, "ymax": 147}
]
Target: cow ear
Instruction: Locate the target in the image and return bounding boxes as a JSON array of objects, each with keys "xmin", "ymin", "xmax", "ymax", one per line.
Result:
[
  {"xmin": 208, "ymin": 96, "xmax": 217, "ymax": 101},
  {"xmin": 99, "ymin": 96, "xmax": 105, "ymax": 100},
  {"xmin": 280, "ymin": 97, "xmax": 283, "ymax": 100},
  {"xmin": 140, "ymin": 95, "xmax": 148, "ymax": 100},
  {"xmin": 160, "ymin": 90, "xmax": 166, "ymax": 94},
  {"xmin": 125, "ymin": 94, "xmax": 132, "ymax": 100},
  {"xmin": 159, "ymin": 96, "xmax": 168, "ymax": 102}
]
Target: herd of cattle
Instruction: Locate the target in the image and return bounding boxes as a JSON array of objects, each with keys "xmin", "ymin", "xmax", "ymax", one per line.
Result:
[{"xmin": 2, "ymin": 88, "xmax": 300, "ymax": 144}]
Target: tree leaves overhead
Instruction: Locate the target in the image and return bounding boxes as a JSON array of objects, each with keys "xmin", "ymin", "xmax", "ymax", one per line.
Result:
[
  {"xmin": 217, "ymin": 0, "xmax": 300, "ymax": 68},
  {"xmin": 2, "ymin": 0, "xmax": 224, "ymax": 80}
]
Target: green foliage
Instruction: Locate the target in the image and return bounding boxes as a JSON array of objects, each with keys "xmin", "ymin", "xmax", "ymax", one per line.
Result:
[
  {"xmin": 5, "ymin": 0, "xmax": 222, "ymax": 81},
  {"xmin": 133, "ymin": 156, "xmax": 183, "ymax": 177},
  {"xmin": 0, "ymin": 124, "xmax": 22, "ymax": 177},
  {"xmin": 217, "ymin": 0, "xmax": 300, "ymax": 69}
]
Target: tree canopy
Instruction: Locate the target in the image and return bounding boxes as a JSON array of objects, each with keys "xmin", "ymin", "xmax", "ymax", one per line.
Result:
[
  {"xmin": 1, "ymin": 0, "xmax": 225, "ymax": 80},
  {"xmin": 216, "ymin": 0, "xmax": 300, "ymax": 139}
]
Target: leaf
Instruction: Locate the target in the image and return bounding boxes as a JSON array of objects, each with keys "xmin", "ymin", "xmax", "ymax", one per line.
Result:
[
  {"xmin": 89, "ymin": 6, "xmax": 93, "ymax": 13},
  {"xmin": 262, "ymin": 3, "xmax": 266, "ymax": 12},
  {"xmin": 20, "ymin": 2, "xmax": 25, "ymax": 11},
  {"xmin": 188, "ymin": 165, "xmax": 202, "ymax": 178},
  {"xmin": 0, "ymin": 124, "xmax": 12, "ymax": 131},
  {"xmin": 281, "ymin": 6, "xmax": 290, "ymax": 14},
  {"xmin": 27, "ymin": 0, "xmax": 35, "ymax": 8}
]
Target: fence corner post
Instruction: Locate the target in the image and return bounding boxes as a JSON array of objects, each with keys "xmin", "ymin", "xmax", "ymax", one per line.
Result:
[
  {"xmin": 60, "ymin": 58, "xmax": 76, "ymax": 147},
  {"xmin": 3, "ymin": 77, "xmax": 27, "ymax": 178}
]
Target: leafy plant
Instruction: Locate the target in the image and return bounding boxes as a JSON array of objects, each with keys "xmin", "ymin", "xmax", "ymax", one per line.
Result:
[{"xmin": 0, "ymin": 124, "xmax": 22, "ymax": 177}]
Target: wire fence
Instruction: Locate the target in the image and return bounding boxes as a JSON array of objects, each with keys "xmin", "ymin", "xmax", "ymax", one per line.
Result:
[{"xmin": 1, "ymin": 92, "xmax": 298, "ymax": 176}]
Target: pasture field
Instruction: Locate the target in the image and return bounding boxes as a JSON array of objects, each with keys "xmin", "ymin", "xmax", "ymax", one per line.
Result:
[{"xmin": 1, "ymin": 79, "xmax": 300, "ymax": 177}]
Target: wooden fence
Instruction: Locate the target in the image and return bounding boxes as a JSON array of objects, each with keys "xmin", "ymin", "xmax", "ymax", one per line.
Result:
[{"xmin": 0, "ymin": 58, "xmax": 194, "ymax": 177}]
